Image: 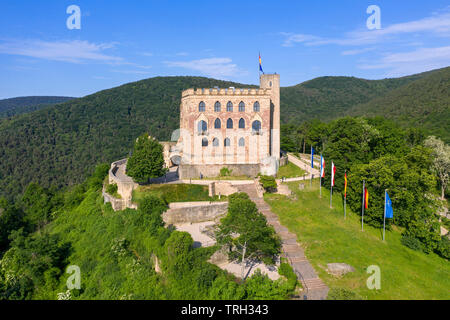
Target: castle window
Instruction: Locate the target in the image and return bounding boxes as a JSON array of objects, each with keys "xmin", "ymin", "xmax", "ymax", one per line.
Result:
[
  {"xmin": 239, "ymin": 118, "xmax": 245, "ymax": 129},
  {"xmin": 199, "ymin": 101, "xmax": 206, "ymax": 112},
  {"xmin": 252, "ymin": 120, "xmax": 261, "ymax": 133},
  {"xmin": 227, "ymin": 118, "xmax": 233, "ymax": 129},
  {"xmin": 227, "ymin": 101, "xmax": 233, "ymax": 112},
  {"xmin": 214, "ymin": 101, "xmax": 221, "ymax": 112},
  {"xmin": 224, "ymin": 138, "xmax": 231, "ymax": 147},
  {"xmin": 239, "ymin": 101, "xmax": 245, "ymax": 112},
  {"xmin": 214, "ymin": 118, "xmax": 221, "ymax": 129},
  {"xmin": 213, "ymin": 138, "xmax": 219, "ymax": 147},
  {"xmin": 239, "ymin": 138, "xmax": 245, "ymax": 147},
  {"xmin": 198, "ymin": 120, "xmax": 207, "ymax": 133},
  {"xmin": 253, "ymin": 101, "xmax": 260, "ymax": 112},
  {"xmin": 202, "ymin": 138, "xmax": 208, "ymax": 147}
]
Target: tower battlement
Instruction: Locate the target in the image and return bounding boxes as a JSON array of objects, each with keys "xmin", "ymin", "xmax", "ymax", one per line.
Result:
[{"xmin": 182, "ymin": 87, "xmax": 272, "ymax": 98}]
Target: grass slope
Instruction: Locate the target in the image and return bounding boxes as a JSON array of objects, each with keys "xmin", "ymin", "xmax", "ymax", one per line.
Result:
[{"xmin": 265, "ymin": 180, "xmax": 450, "ymax": 300}]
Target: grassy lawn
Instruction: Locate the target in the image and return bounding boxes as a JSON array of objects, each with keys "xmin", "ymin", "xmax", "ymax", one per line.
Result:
[
  {"xmin": 265, "ymin": 180, "xmax": 450, "ymax": 300},
  {"xmin": 132, "ymin": 183, "xmax": 224, "ymax": 205},
  {"xmin": 277, "ymin": 162, "xmax": 306, "ymax": 178}
]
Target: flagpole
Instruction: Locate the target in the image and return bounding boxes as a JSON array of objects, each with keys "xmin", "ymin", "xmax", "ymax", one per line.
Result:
[
  {"xmin": 330, "ymin": 185, "xmax": 333, "ymax": 208},
  {"xmin": 344, "ymin": 170, "xmax": 347, "ymax": 219},
  {"xmin": 319, "ymin": 154, "xmax": 322, "ymax": 198},
  {"xmin": 361, "ymin": 180, "xmax": 365, "ymax": 231},
  {"xmin": 383, "ymin": 189, "xmax": 387, "ymax": 241},
  {"xmin": 310, "ymin": 146, "xmax": 313, "ymax": 187}
]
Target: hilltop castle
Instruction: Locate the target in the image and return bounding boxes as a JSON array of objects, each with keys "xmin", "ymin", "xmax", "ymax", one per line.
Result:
[{"xmin": 167, "ymin": 74, "xmax": 281, "ymax": 178}]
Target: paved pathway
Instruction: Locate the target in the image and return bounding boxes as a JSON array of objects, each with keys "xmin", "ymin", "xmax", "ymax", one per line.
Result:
[{"xmin": 237, "ymin": 183, "xmax": 329, "ymax": 300}]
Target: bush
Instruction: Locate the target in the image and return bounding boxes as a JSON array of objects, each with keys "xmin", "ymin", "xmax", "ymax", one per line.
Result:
[
  {"xmin": 220, "ymin": 167, "xmax": 232, "ymax": 177},
  {"xmin": 435, "ymin": 236, "xmax": 450, "ymax": 260},
  {"xmin": 327, "ymin": 288, "xmax": 364, "ymax": 300},
  {"xmin": 228, "ymin": 192, "xmax": 249, "ymax": 203},
  {"xmin": 401, "ymin": 234, "xmax": 424, "ymax": 252},
  {"xmin": 278, "ymin": 263, "xmax": 298, "ymax": 291},
  {"xmin": 106, "ymin": 183, "xmax": 118, "ymax": 196},
  {"xmin": 260, "ymin": 175, "xmax": 277, "ymax": 193}
]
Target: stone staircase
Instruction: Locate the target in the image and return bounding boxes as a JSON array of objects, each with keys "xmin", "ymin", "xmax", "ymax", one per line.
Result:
[{"xmin": 237, "ymin": 183, "xmax": 329, "ymax": 300}]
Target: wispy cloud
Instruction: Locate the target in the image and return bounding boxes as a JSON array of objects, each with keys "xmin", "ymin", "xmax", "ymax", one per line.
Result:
[
  {"xmin": 164, "ymin": 57, "xmax": 242, "ymax": 78},
  {"xmin": 0, "ymin": 39, "xmax": 123, "ymax": 64},
  {"xmin": 281, "ymin": 10, "xmax": 450, "ymax": 47},
  {"xmin": 359, "ymin": 46, "xmax": 450, "ymax": 76}
]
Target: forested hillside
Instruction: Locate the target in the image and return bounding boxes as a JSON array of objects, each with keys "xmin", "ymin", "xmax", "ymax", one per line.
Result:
[
  {"xmin": 347, "ymin": 67, "xmax": 450, "ymax": 143},
  {"xmin": 279, "ymin": 71, "xmax": 427, "ymax": 124},
  {"xmin": 0, "ymin": 68, "xmax": 448, "ymax": 199},
  {"xmin": 0, "ymin": 96, "xmax": 75, "ymax": 118},
  {"xmin": 0, "ymin": 77, "xmax": 255, "ymax": 199}
]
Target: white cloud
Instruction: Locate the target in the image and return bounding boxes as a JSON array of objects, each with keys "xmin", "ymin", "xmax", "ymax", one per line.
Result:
[
  {"xmin": 165, "ymin": 57, "xmax": 241, "ymax": 78},
  {"xmin": 0, "ymin": 39, "xmax": 123, "ymax": 64},
  {"xmin": 341, "ymin": 47, "xmax": 375, "ymax": 56},
  {"xmin": 358, "ymin": 46, "xmax": 450, "ymax": 76},
  {"xmin": 281, "ymin": 10, "xmax": 450, "ymax": 47}
]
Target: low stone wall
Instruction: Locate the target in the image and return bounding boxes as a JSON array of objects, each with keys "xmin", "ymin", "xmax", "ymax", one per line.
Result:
[
  {"xmin": 102, "ymin": 188, "xmax": 138, "ymax": 211},
  {"xmin": 279, "ymin": 155, "xmax": 288, "ymax": 167},
  {"xmin": 107, "ymin": 159, "xmax": 138, "ymax": 211},
  {"xmin": 178, "ymin": 164, "xmax": 260, "ymax": 179},
  {"xmin": 163, "ymin": 201, "xmax": 228, "ymax": 225},
  {"xmin": 209, "ymin": 182, "xmax": 239, "ymax": 197}
]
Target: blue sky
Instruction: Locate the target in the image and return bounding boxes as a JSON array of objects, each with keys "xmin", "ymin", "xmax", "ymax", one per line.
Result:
[{"xmin": 0, "ymin": 0, "xmax": 449, "ymax": 99}]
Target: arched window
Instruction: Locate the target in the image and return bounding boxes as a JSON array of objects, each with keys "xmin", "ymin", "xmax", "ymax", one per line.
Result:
[
  {"xmin": 213, "ymin": 138, "xmax": 219, "ymax": 147},
  {"xmin": 199, "ymin": 101, "xmax": 205, "ymax": 112},
  {"xmin": 253, "ymin": 101, "xmax": 260, "ymax": 112},
  {"xmin": 239, "ymin": 118, "xmax": 245, "ymax": 129},
  {"xmin": 227, "ymin": 101, "xmax": 233, "ymax": 112},
  {"xmin": 252, "ymin": 120, "xmax": 261, "ymax": 132},
  {"xmin": 227, "ymin": 118, "xmax": 233, "ymax": 129},
  {"xmin": 224, "ymin": 138, "xmax": 231, "ymax": 147},
  {"xmin": 198, "ymin": 120, "xmax": 207, "ymax": 133},
  {"xmin": 214, "ymin": 101, "xmax": 221, "ymax": 112},
  {"xmin": 239, "ymin": 101, "xmax": 245, "ymax": 112},
  {"xmin": 214, "ymin": 118, "xmax": 221, "ymax": 129},
  {"xmin": 239, "ymin": 138, "xmax": 245, "ymax": 147},
  {"xmin": 202, "ymin": 137, "xmax": 208, "ymax": 147}
]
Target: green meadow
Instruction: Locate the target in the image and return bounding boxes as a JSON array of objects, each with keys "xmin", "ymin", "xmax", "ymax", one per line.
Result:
[
  {"xmin": 265, "ymin": 180, "xmax": 450, "ymax": 300},
  {"xmin": 277, "ymin": 162, "xmax": 306, "ymax": 179}
]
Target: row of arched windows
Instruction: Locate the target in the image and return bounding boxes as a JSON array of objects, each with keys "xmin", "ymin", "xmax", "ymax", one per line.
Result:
[
  {"xmin": 198, "ymin": 119, "xmax": 261, "ymax": 132},
  {"xmin": 202, "ymin": 137, "xmax": 246, "ymax": 147},
  {"xmin": 199, "ymin": 101, "xmax": 260, "ymax": 112}
]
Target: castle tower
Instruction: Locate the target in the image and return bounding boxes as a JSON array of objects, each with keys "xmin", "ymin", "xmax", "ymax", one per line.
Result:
[{"xmin": 259, "ymin": 74, "xmax": 280, "ymax": 161}]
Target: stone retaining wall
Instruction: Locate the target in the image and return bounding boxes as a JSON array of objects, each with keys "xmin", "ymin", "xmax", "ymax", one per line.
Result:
[{"xmin": 163, "ymin": 201, "xmax": 228, "ymax": 225}]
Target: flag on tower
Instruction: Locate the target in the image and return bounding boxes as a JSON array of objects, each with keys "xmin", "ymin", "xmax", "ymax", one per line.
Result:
[
  {"xmin": 259, "ymin": 53, "xmax": 264, "ymax": 73},
  {"xmin": 320, "ymin": 156, "xmax": 325, "ymax": 178},
  {"xmin": 331, "ymin": 162, "xmax": 336, "ymax": 187}
]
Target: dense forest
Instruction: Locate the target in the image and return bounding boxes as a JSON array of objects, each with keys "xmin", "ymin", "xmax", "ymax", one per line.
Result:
[
  {"xmin": 0, "ymin": 166, "xmax": 297, "ymax": 300},
  {"xmin": 0, "ymin": 96, "xmax": 74, "ymax": 118},
  {"xmin": 0, "ymin": 68, "xmax": 449, "ymax": 200}
]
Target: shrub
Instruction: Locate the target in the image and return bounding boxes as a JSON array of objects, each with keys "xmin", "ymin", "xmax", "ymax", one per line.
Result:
[
  {"xmin": 260, "ymin": 175, "xmax": 277, "ymax": 193},
  {"xmin": 401, "ymin": 234, "xmax": 424, "ymax": 252},
  {"xmin": 220, "ymin": 167, "xmax": 232, "ymax": 177},
  {"xmin": 327, "ymin": 288, "xmax": 364, "ymax": 300},
  {"xmin": 106, "ymin": 183, "xmax": 118, "ymax": 196},
  {"xmin": 435, "ymin": 236, "xmax": 450, "ymax": 260},
  {"xmin": 278, "ymin": 262, "xmax": 298, "ymax": 291},
  {"xmin": 228, "ymin": 192, "xmax": 249, "ymax": 203}
]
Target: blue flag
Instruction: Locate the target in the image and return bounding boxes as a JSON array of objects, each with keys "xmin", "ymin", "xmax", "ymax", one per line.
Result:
[
  {"xmin": 385, "ymin": 192, "xmax": 393, "ymax": 219},
  {"xmin": 311, "ymin": 147, "xmax": 314, "ymax": 168}
]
